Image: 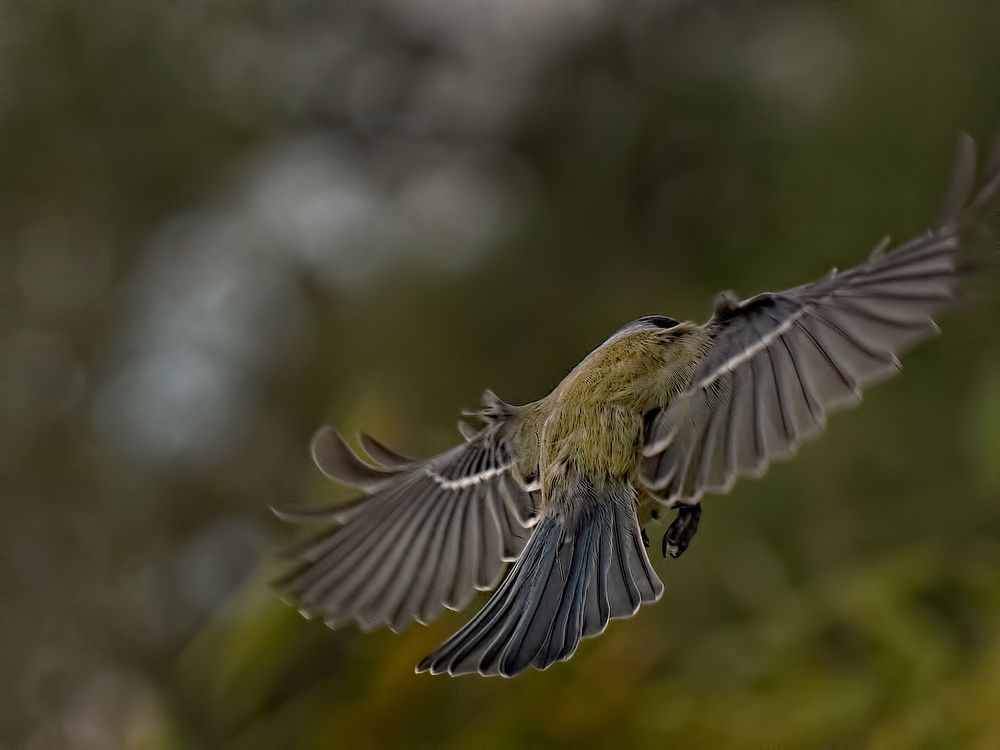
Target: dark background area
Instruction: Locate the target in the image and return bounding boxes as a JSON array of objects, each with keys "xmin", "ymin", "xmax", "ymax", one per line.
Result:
[{"xmin": 3, "ymin": 1, "xmax": 1000, "ymax": 747}]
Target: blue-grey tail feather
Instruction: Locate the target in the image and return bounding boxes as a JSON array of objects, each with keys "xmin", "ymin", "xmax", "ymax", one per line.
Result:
[{"xmin": 416, "ymin": 477, "xmax": 663, "ymax": 677}]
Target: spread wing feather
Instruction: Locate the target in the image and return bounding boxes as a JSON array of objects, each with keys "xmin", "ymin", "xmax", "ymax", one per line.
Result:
[
  {"xmin": 273, "ymin": 416, "xmax": 538, "ymax": 633},
  {"xmin": 641, "ymin": 134, "xmax": 998, "ymax": 505}
]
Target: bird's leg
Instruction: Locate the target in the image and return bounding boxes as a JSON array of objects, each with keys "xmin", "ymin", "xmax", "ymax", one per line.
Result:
[{"xmin": 662, "ymin": 504, "xmax": 701, "ymax": 559}]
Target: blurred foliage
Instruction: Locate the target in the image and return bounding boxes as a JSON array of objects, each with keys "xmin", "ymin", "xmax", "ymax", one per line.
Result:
[{"xmin": 3, "ymin": 0, "xmax": 1000, "ymax": 747}]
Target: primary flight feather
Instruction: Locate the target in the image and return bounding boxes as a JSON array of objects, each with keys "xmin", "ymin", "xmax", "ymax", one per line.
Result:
[{"xmin": 273, "ymin": 134, "xmax": 999, "ymax": 677}]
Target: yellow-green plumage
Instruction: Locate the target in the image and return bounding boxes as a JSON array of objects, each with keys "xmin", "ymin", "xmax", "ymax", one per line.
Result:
[{"xmin": 509, "ymin": 322, "xmax": 710, "ymax": 511}]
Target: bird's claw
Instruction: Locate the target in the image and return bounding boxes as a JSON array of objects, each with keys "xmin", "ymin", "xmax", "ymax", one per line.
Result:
[{"xmin": 662, "ymin": 504, "xmax": 701, "ymax": 559}]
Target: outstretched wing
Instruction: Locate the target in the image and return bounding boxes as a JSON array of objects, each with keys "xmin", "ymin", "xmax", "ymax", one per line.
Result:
[
  {"xmin": 641, "ymin": 134, "xmax": 999, "ymax": 505},
  {"xmin": 273, "ymin": 411, "xmax": 538, "ymax": 633}
]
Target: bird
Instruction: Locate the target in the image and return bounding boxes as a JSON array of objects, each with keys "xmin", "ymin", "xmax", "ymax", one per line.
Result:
[{"xmin": 272, "ymin": 134, "xmax": 999, "ymax": 678}]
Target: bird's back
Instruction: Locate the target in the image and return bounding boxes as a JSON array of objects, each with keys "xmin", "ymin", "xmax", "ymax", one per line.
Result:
[{"xmin": 537, "ymin": 322, "xmax": 709, "ymax": 498}]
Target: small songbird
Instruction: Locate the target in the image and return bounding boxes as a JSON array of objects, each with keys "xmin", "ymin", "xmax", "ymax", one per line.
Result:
[{"xmin": 273, "ymin": 135, "xmax": 998, "ymax": 677}]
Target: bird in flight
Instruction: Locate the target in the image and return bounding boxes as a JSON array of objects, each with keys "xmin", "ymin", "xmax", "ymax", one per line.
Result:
[{"xmin": 273, "ymin": 135, "xmax": 998, "ymax": 677}]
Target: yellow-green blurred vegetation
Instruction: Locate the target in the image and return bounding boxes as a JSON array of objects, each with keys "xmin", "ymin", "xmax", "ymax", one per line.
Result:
[{"xmin": 4, "ymin": 0, "xmax": 1000, "ymax": 748}]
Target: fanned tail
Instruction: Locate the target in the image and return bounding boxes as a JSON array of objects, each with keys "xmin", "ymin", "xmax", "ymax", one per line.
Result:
[{"xmin": 417, "ymin": 475, "xmax": 662, "ymax": 677}]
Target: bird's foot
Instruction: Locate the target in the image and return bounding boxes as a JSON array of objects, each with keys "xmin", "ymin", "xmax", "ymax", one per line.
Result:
[{"xmin": 662, "ymin": 504, "xmax": 701, "ymax": 559}]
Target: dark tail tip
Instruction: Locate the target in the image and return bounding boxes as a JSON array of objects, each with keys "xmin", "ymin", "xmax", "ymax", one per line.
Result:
[{"xmin": 418, "ymin": 481, "xmax": 663, "ymax": 677}]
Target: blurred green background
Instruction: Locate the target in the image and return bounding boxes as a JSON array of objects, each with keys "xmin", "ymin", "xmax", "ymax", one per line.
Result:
[{"xmin": 4, "ymin": 1, "xmax": 1000, "ymax": 747}]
